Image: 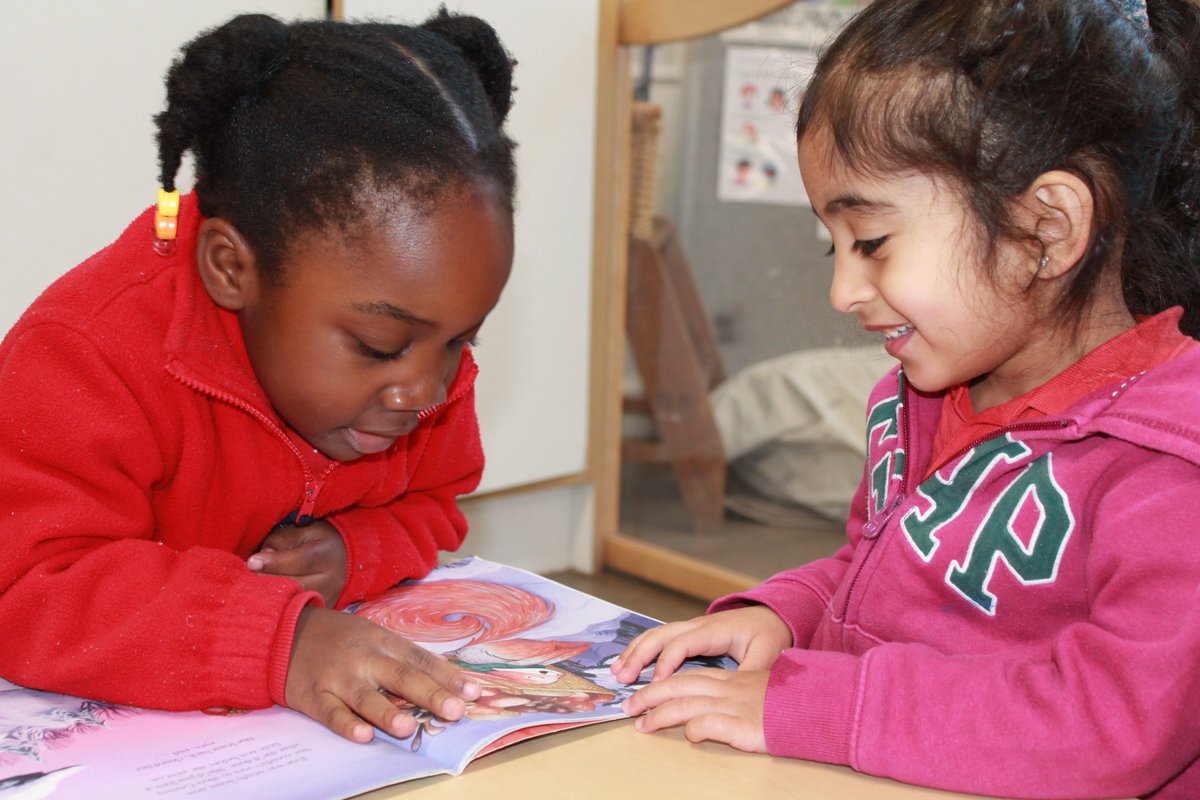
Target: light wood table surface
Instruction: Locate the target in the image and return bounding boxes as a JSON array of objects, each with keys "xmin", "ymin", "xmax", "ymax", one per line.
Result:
[{"xmin": 355, "ymin": 718, "xmax": 988, "ymax": 799}]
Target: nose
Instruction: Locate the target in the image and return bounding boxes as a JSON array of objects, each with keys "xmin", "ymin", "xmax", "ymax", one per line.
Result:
[
  {"xmin": 828, "ymin": 255, "xmax": 875, "ymax": 315},
  {"xmin": 380, "ymin": 357, "xmax": 450, "ymax": 413}
]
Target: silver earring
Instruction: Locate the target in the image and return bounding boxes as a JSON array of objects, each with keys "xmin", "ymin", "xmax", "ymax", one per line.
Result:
[{"xmin": 1037, "ymin": 254, "xmax": 1050, "ymax": 272}]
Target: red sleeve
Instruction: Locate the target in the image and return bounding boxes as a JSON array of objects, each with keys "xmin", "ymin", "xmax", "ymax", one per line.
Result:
[
  {"xmin": 326, "ymin": 354, "xmax": 483, "ymax": 605},
  {"xmin": 0, "ymin": 322, "xmax": 318, "ymax": 711}
]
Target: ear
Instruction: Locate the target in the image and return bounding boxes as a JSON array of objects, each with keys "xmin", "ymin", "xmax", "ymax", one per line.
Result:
[
  {"xmin": 195, "ymin": 218, "xmax": 261, "ymax": 311},
  {"xmin": 1020, "ymin": 170, "xmax": 1094, "ymax": 280}
]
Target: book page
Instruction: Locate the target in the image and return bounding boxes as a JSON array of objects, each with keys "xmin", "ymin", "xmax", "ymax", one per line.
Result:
[
  {"xmin": 350, "ymin": 557, "xmax": 688, "ymax": 771},
  {"xmin": 0, "ymin": 685, "xmax": 444, "ymax": 799},
  {"xmin": 0, "ymin": 558, "xmax": 728, "ymax": 798}
]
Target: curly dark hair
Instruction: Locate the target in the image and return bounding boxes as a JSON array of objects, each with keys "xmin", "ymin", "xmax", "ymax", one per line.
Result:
[
  {"xmin": 797, "ymin": 0, "xmax": 1200, "ymax": 336},
  {"xmin": 154, "ymin": 9, "xmax": 517, "ymax": 281}
]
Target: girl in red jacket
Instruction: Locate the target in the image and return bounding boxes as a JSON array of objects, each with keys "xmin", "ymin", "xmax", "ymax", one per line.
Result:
[{"xmin": 0, "ymin": 12, "xmax": 515, "ymax": 744}]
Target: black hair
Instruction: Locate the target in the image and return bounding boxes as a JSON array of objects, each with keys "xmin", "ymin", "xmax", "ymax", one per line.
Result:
[
  {"xmin": 796, "ymin": 0, "xmax": 1200, "ymax": 336},
  {"xmin": 155, "ymin": 9, "xmax": 517, "ymax": 280}
]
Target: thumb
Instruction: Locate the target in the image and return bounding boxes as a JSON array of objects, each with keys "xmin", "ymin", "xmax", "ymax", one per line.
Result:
[
  {"xmin": 737, "ymin": 639, "xmax": 785, "ymax": 671},
  {"xmin": 247, "ymin": 546, "xmax": 314, "ymax": 577}
]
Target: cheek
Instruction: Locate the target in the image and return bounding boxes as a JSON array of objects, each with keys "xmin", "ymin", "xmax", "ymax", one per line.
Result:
[
  {"xmin": 253, "ymin": 332, "xmax": 365, "ymax": 425},
  {"xmin": 875, "ymin": 267, "xmax": 929, "ymax": 316}
]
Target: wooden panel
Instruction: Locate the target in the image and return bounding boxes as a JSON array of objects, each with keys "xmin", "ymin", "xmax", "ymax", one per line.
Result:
[
  {"xmin": 589, "ymin": 0, "xmax": 633, "ymax": 567},
  {"xmin": 618, "ymin": 0, "xmax": 795, "ymax": 44},
  {"xmin": 366, "ymin": 720, "xmax": 996, "ymax": 799},
  {"xmin": 624, "ymin": 233, "xmax": 726, "ymax": 532},
  {"xmin": 603, "ymin": 532, "xmax": 758, "ymax": 601},
  {"xmin": 654, "ymin": 217, "xmax": 726, "ymax": 386}
]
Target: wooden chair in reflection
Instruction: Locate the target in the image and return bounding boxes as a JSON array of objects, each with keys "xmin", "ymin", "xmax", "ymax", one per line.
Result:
[{"xmin": 622, "ymin": 102, "xmax": 727, "ymax": 533}]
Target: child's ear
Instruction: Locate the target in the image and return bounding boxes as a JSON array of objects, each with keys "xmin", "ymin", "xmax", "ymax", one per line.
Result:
[
  {"xmin": 1021, "ymin": 170, "xmax": 1094, "ymax": 280},
  {"xmin": 195, "ymin": 218, "xmax": 260, "ymax": 311}
]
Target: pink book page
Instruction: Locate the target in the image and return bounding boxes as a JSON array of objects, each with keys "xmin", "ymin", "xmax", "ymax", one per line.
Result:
[{"xmin": 1, "ymin": 557, "xmax": 727, "ymax": 799}]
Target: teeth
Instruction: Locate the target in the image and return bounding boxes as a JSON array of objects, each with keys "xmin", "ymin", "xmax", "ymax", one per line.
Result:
[{"xmin": 884, "ymin": 324, "xmax": 913, "ymax": 340}]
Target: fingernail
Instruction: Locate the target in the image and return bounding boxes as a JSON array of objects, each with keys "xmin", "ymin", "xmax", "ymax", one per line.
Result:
[
  {"xmin": 247, "ymin": 556, "xmax": 264, "ymax": 571},
  {"xmin": 459, "ymin": 679, "xmax": 481, "ymax": 700},
  {"xmin": 442, "ymin": 697, "xmax": 466, "ymax": 719}
]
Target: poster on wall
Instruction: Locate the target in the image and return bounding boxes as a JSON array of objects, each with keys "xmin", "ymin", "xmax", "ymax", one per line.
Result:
[
  {"xmin": 716, "ymin": 46, "xmax": 816, "ymax": 207},
  {"xmin": 716, "ymin": 0, "xmax": 864, "ymax": 207}
]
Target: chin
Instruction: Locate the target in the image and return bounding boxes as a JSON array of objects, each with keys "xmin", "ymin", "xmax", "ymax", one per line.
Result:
[
  {"xmin": 900, "ymin": 368, "xmax": 955, "ymax": 396},
  {"xmin": 306, "ymin": 434, "xmax": 351, "ymax": 462}
]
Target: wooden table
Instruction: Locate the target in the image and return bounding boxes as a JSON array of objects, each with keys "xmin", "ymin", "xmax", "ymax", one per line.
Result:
[{"xmin": 356, "ymin": 718, "xmax": 986, "ymax": 799}]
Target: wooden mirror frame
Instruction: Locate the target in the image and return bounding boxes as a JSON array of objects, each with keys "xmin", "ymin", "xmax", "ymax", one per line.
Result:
[{"xmin": 591, "ymin": 0, "xmax": 795, "ymax": 599}]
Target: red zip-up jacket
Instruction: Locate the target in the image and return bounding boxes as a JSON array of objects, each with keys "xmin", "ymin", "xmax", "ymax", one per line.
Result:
[{"xmin": 0, "ymin": 196, "xmax": 484, "ymax": 712}]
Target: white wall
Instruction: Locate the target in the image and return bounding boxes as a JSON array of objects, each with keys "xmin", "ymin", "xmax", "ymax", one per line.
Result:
[
  {"xmin": 0, "ymin": 1, "xmax": 325, "ymax": 331},
  {"xmin": 456, "ymin": 484, "xmax": 595, "ymax": 574},
  {"xmin": 0, "ymin": 1, "xmax": 601, "ymax": 573}
]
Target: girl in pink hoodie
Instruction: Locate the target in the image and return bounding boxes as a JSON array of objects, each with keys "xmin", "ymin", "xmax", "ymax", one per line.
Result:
[{"xmin": 614, "ymin": 1, "xmax": 1200, "ymax": 797}]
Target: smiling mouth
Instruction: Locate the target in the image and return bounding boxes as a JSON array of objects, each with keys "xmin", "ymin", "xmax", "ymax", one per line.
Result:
[{"xmin": 883, "ymin": 324, "xmax": 914, "ymax": 340}]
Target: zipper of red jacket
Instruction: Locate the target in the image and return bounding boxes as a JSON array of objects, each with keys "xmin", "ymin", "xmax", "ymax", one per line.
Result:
[
  {"xmin": 167, "ymin": 366, "xmax": 337, "ymax": 521},
  {"xmin": 169, "ymin": 361, "xmax": 473, "ymax": 523},
  {"xmin": 838, "ymin": 379, "xmax": 1071, "ymax": 623},
  {"xmin": 417, "ymin": 372, "xmax": 472, "ymax": 421}
]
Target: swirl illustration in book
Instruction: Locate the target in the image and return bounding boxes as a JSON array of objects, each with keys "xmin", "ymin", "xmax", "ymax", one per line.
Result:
[{"xmin": 354, "ymin": 579, "xmax": 642, "ymax": 751}]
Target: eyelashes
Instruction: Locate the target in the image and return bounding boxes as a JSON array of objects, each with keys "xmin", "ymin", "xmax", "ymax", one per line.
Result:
[
  {"xmin": 824, "ymin": 236, "xmax": 888, "ymax": 258},
  {"xmin": 359, "ymin": 342, "xmax": 408, "ymax": 361},
  {"xmin": 856, "ymin": 237, "xmax": 888, "ymax": 256},
  {"xmin": 358, "ymin": 337, "xmax": 480, "ymax": 362}
]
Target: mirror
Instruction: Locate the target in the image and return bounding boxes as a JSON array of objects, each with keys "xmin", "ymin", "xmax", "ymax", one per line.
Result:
[{"xmin": 603, "ymin": 0, "xmax": 890, "ymax": 600}]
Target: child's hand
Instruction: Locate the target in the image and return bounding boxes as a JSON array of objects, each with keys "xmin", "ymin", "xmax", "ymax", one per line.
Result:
[
  {"xmin": 622, "ymin": 667, "xmax": 769, "ymax": 753},
  {"xmin": 610, "ymin": 605, "xmax": 792, "ymax": 684},
  {"xmin": 286, "ymin": 606, "xmax": 481, "ymax": 743},
  {"xmin": 248, "ymin": 520, "xmax": 347, "ymax": 607}
]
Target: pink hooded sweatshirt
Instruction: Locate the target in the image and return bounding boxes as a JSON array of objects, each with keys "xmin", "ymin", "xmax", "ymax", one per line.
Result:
[{"xmin": 714, "ymin": 320, "xmax": 1200, "ymax": 799}]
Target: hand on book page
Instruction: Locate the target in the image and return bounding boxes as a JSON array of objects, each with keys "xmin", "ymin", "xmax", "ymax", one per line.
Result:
[{"xmin": 0, "ymin": 558, "xmax": 735, "ymax": 800}]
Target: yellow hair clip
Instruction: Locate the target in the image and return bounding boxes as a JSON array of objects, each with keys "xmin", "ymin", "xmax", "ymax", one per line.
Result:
[{"xmin": 153, "ymin": 187, "xmax": 180, "ymax": 256}]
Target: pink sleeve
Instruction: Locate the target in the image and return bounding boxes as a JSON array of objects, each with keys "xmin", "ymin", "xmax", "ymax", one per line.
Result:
[
  {"xmin": 708, "ymin": 472, "xmax": 866, "ymax": 647},
  {"xmin": 757, "ymin": 460, "xmax": 1200, "ymax": 800}
]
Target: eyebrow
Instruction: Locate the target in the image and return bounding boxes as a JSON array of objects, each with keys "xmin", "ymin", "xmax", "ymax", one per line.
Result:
[
  {"xmin": 820, "ymin": 193, "xmax": 899, "ymax": 217},
  {"xmin": 349, "ymin": 301, "xmax": 434, "ymax": 327}
]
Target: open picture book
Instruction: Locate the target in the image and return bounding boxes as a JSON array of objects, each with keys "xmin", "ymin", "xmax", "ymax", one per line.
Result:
[{"xmin": 0, "ymin": 557, "xmax": 729, "ymax": 799}]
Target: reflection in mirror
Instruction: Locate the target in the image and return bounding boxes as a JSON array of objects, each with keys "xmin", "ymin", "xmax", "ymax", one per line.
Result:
[{"xmin": 617, "ymin": 0, "xmax": 892, "ymax": 595}]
